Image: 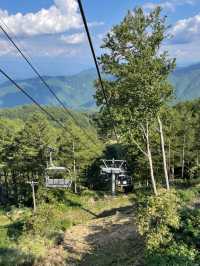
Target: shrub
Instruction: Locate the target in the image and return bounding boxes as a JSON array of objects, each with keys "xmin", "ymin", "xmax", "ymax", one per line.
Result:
[
  {"xmin": 136, "ymin": 189, "xmax": 180, "ymax": 250},
  {"xmin": 175, "ymin": 208, "xmax": 200, "ymax": 249},
  {"xmin": 177, "ymin": 189, "xmax": 199, "ymax": 205},
  {"xmin": 136, "ymin": 188, "xmax": 200, "ymax": 265},
  {"xmin": 25, "ymin": 203, "xmax": 71, "ymax": 238},
  {"xmin": 146, "ymin": 242, "xmax": 198, "ymax": 266},
  {"xmin": 81, "ymin": 189, "xmax": 99, "ymax": 199}
]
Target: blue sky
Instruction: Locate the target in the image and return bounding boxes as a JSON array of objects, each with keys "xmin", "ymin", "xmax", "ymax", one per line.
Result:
[{"xmin": 0, "ymin": 0, "xmax": 200, "ymax": 80}]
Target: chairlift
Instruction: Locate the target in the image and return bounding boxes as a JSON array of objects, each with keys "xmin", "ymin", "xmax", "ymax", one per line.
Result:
[
  {"xmin": 45, "ymin": 148, "xmax": 72, "ymax": 189},
  {"xmin": 100, "ymin": 159, "xmax": 133, "ymax": 194}
]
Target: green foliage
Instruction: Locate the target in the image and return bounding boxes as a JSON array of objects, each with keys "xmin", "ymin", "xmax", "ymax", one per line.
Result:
[
  {"xmin": 25, "ymin": 203, "xmax": 71, "ymax": 238},
  {"xmin": 177, "ymin": 188, "xmax": 199, "ymax": 204},
  {"xmin": 136, "ymin": 186, "xmax": 200, "ymax": 265},
  {"xmin": 176, "ymin": 208, "xmax": 200, "ymax": 249},
  {"xmin": 96, "ymin": 7, "xmax": 175, "ymax": 139},
  {"xmin": 136, "ymin": 189, "xmax": 180, "ymax": 250},
  {"xmin": 0, "ymin": 106, "xmax": 103, "ymax": 206},
  {"xmin": 146, "ymin": 242, "xmax": 198, "ymax": 266}
]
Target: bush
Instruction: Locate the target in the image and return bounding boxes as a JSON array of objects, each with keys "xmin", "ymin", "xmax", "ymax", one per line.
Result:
[
  {"xmin": 175, "ymin": 208, "xmax": 200, "ymax": 249},
  {"xmin": 25, "ymin": 203, "xmax": 71, "ymax": 238},
  {"xmin": 136, "ymin": 188, "xmax": 200, "ymax": 265},
  {"xmin": 146, "ymin": 242, "xmax": 198, "ymax": 266},
  {"xmin": 80, "ymin": 189, "xmax": 99, "ymax": 199},
  {"xmin": 177, "ymin": 188, "xmax": 199, "ymax": 205},
  {"xmin": 136, "ymin": 189, "xmax": 180, "ymax": 250}
]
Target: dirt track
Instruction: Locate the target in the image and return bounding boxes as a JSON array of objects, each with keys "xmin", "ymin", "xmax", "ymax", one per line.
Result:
[{"xmin": 62, "ymin": 205, "xmax": 144, "ymax": 266}]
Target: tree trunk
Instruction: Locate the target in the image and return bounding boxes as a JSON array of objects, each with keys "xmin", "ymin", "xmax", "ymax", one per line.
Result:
[
  {"xmin": 146, "ymin": 122, "xmax": 157, "ymax": 195},
  {"xmin": 158, "ymin": 116, "xmax": 170, "ymax": 190},
  {"xmin": 73, "ymin": 141, "xmax": 77, "ymax": 194},
  {"xmin": 172, "ymin": 152, "xmax": 175, "ymax": 180},
  {"xmin": 168, "ymin": 141, "xmax": 171, "ymax": 179},
  {"xmin": 130, "ymin": 122, "xmax": 157, "ymax": 195},
  {"xmin": 181, "ymin": 134, "xmax": 186, "ymax": 179}
]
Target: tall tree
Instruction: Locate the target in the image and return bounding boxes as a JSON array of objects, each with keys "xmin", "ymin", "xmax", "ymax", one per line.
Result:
[{"xmin": 95, "ymin": 7, "xmax": 176, "ymax": 194}]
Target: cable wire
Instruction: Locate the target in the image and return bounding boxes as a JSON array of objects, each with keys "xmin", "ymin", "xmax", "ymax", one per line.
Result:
[
  {"xmin": 0, "ymin": 67, "xmax": 66, "ymax": 129},
  {"xmin": 0, "ymin": 23, "xmax": 98, "ymax": 147},
  {"xmin": 77, "ymin": 0, "xmax": 119, "ymax": 142}
]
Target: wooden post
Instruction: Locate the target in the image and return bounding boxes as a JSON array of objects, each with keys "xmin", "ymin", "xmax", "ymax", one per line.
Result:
[{"xmin": 27, "ymin": 181, "xmax": 38, "ymax": 213}]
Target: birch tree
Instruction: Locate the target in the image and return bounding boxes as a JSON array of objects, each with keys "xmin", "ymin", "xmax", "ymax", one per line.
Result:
[{"xmin": 95, "ymin": 7, "xmax": 176, "ymax": 194}]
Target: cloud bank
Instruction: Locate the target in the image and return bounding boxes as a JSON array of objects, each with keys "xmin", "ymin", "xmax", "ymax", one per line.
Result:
[
  {"xmin": 0, "ymin": 0, "xmax": 82, "ymax": 37},
  {"xmin": 60, "ymin": 32, "xmax": 85, "ymax": 44},
  {"xmin": 143, "ymin": 0, "xmax": 196, "ymax": 12},
  {"xmin": 171, "ymin": 13, "xmax": 200, "ymax": 44}
]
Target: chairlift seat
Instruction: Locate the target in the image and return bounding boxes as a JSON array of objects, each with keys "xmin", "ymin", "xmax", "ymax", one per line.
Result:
[
  {"xmin": 46, "ymin": 177, "xmax": 72, "ymax": 188},
  {"xmin": 45, "ymin": 149, "xmax": 72, "ymax": 189},
  {"xmin": 101, "ymin": 167, "xmax": 125, "ymax": 174}
]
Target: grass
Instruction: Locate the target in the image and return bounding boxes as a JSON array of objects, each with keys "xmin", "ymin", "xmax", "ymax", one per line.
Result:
[
  {"xmin": 0, "ymin": 190, "xmax": 134, "ymax": 266},
  {"xmin": 1, "ymin": 184, "xmax": 199, "ymax": 266}
]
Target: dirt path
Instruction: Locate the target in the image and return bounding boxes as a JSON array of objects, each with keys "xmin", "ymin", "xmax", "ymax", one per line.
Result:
[{"xmin": 60, "ymin": 205, "xmax": 144, "ymax": 266}]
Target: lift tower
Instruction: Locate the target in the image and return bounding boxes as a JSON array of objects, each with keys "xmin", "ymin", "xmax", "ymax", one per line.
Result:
[{"xmin": 100, "ymin": 159, "xmax": 126, "ymax": 196}]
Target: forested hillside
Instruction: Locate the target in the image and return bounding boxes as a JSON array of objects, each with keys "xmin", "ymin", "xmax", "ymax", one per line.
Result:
[
  {"xmin": 1, "ymin": 63, "xmax": 200, "ymax": 110},
  {"xmin": 170, "ymin": 63, "xmax": 200, "ymax": 101},
  {"xmin": 0, "ymin": 69, "xmax": 97, "ymax": 110},
  {"xmin": 0, "ymin": 105, "xmax": 94, "ymax": 129}
]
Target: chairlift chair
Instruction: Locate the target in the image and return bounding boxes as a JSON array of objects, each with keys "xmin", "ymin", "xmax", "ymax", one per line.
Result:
[{"xmin": 45, "ymin": 148, "xmax": 72, "ymax": 189}]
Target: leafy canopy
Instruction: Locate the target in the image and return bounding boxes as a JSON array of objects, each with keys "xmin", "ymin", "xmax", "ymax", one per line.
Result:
[{"xmin": 96, "ymin": 7, "xmax": 176, "ymax": 136}]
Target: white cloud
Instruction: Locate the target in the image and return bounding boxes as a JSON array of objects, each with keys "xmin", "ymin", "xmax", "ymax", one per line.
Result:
[
  {"xmin": 18, "ymin": 39, "xmax": 82, "ymax": 58},
  {"xmin": 143, "ymin": 0, "xmax": 196, "ymax": 12},
  {"xmin": 171, "ymin": 13, "xmax": 200, "ymax": 44},
  {"xmin": 0, "ymin": 0, "xmax": 82, "ymax": 37},
  {"xmin": 143, "ymin": 1, "xmax": 175, "ymax": 12},
  {"xmin": 60, "ymin": 32, "xmax": 85, "ymax": 44},
  {"xmin": 164, "ymin": 40, "xmax": 200, "ymax": 64},
  {"xmin": 0, "ymin": 40, "xmax": 17, "ymax": 56}
]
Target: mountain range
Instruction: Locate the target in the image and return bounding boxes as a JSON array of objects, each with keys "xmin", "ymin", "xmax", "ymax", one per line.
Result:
[{"xmin": 0, "ymin": 64, "xmax": 200, "ymax": 110}]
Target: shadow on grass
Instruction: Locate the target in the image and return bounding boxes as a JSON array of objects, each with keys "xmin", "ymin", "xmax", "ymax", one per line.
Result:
[
  {"xmin": 63, "ymin": 206, "xmax": 144, "ymax": 266},
  {"xmin": 97, "ymin": 205, "xmax": 135, "ymax": 219},
  {"xmin": 6, "ymin": 220, "xmax": 25, "ymax": 241},
  {"xmin": 0, "ymin": 247, "xmax": 35, "ymax": 266},
  {"xmin": 64, "ymin": 198, "xmax": 98, "ymax": 218},
  {"xmin": 79, "ymin": 237, "xmax": 144, "ymax": 266}
]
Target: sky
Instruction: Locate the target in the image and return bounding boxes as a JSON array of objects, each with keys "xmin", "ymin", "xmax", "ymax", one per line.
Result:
[{"xmin": 0, "ymin": 0, "xmax": 200, "ymax": 80}]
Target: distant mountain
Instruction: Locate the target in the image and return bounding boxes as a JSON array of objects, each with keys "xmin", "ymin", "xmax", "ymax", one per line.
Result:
[
  {"xmin": 1, "ymin": 64, "xmax": 200, "ymax": 110},
  {"xmin": 0, "ymin": 68, "xmax": 98, "ymax": 110},
  {"xmin": 170, "ymin": 63, "xmax": 200, "ymax": 102}
]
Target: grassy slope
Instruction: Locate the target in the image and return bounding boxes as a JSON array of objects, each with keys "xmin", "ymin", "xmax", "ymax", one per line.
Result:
[
  {"xmin": 1, "ymin": 184, "xmax": 199, "ymax": 266},
  {"xmin": 0, "ymin": 191, "xmax": 137, "ymax": 266}
]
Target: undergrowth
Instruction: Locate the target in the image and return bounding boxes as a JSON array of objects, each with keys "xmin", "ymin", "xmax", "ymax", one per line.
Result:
[
  {"xmin": 0, "ymin": 189, "xmax": 132, "ymax": 266},
  {"xmin": 136, "ymin": 185, "xmax": 200, "ymax": 266}
]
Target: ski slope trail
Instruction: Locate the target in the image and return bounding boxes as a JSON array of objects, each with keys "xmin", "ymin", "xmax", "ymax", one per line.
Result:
[{"xmin": 62, "ymin": 205, "xmax": 144, "ymax": 266}]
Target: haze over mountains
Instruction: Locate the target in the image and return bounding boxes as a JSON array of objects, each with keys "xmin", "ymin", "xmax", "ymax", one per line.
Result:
[{"xmin": 0, "ymin": 63, "xmax": 200, "ymax": 110}]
